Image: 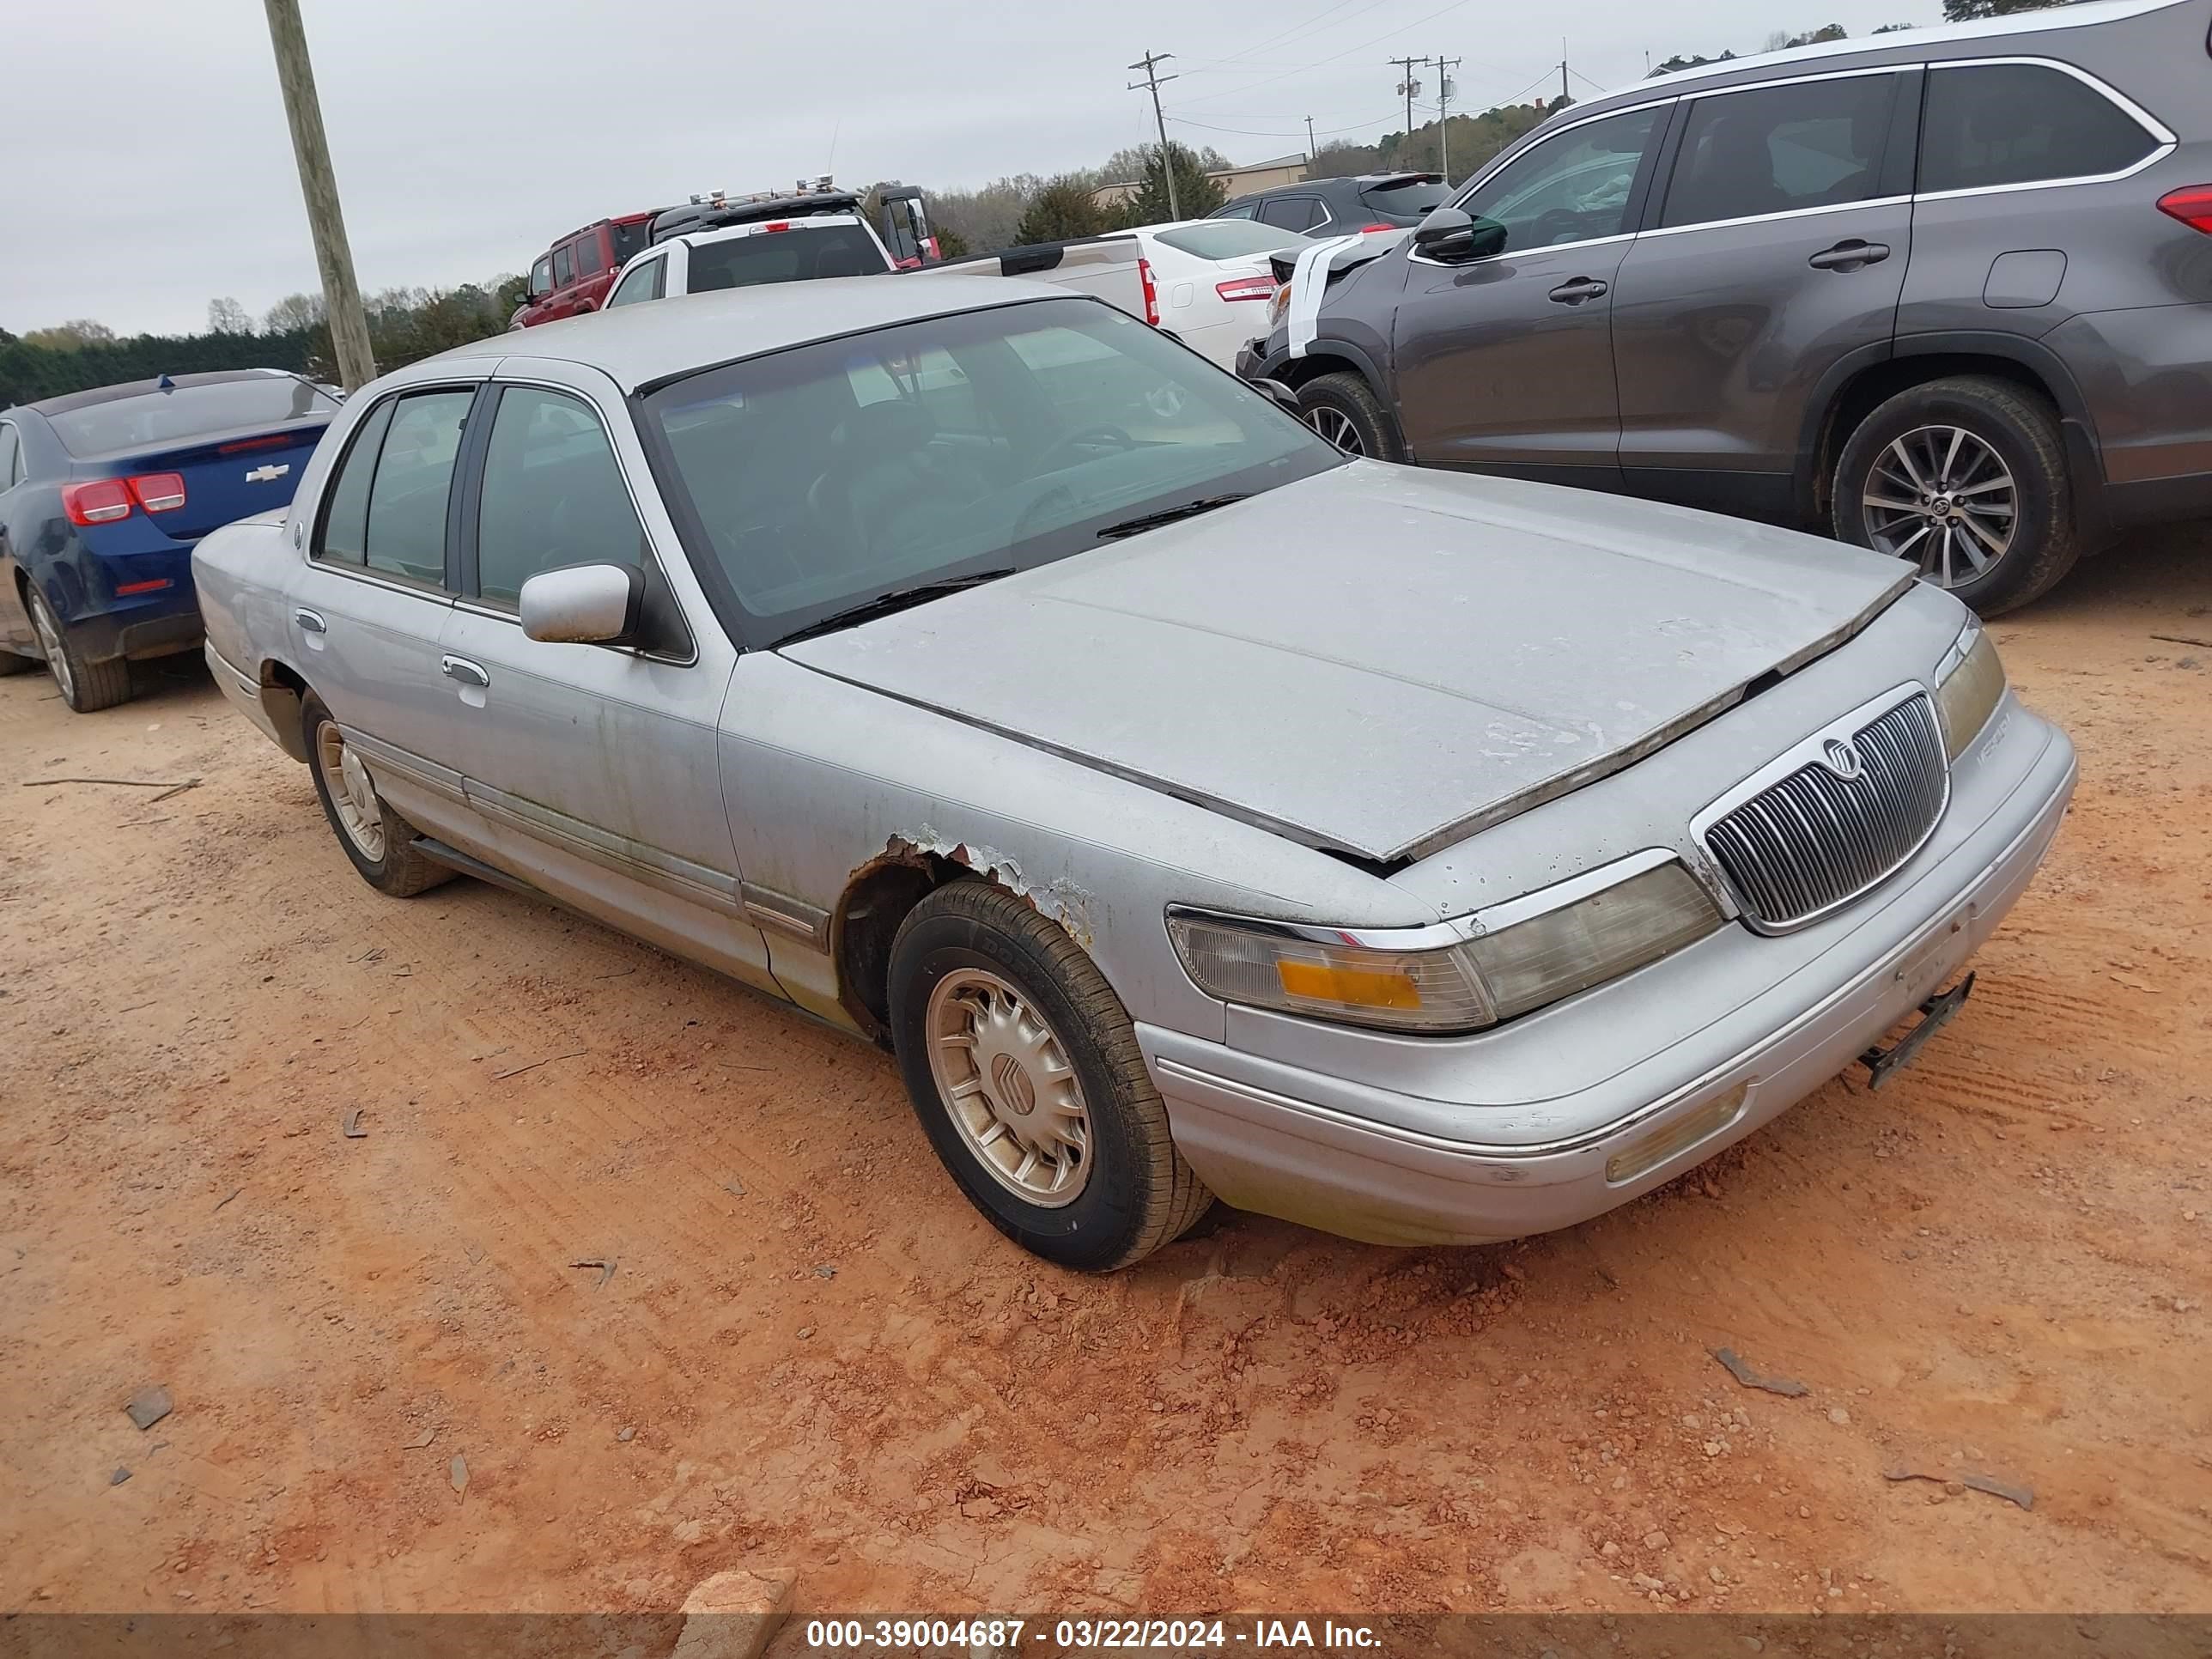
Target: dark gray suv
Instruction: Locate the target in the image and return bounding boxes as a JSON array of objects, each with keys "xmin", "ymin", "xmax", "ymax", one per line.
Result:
[{"xmin": 1237, "ymin": 0, "xmax": 2212, "ymax": 613}]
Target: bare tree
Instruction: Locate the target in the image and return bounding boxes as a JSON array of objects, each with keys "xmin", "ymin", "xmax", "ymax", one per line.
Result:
[
  {"xmin": 208, "ymin": 297, "xmax": 254, "ymax": 335},
  {"xmin": 263, "ymin": 292, "xmax": 328, "ymax": 333}
]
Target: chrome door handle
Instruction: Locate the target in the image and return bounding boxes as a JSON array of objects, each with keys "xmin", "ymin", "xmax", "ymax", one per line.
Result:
[
  {"xmin": 441, "ymin": 655, "xmax": 490, "ymax": 689},
  {"xmin": 1547, "ymin": 277, "xmax": 1609, "ymax": 305},
  {"xmin": 294, "ymin": 608, "xmax": 327, "ymax": 634},
  {"xmin": 1808, "ymin": 240, "xmax": 1890, "ymax": 270}
]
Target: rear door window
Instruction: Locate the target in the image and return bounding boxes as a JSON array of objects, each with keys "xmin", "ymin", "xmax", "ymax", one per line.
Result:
[
  {"xmin": 1918, "ymin": 63, "xmax": 2160, "ymax": 193},
  {"xmin": 1256, "ymin": 196, "xmax": 1326, "ymax": 232},
  {"xmin": 1660, "ymin": 73, "xmax": 1901, "ymax": 229},
  {"xmin": 473, "ymin": 386, "xmax": 647, "ymax": 605},
  {"xmin": 322, "ymin": 389, "xmax": 471, "ymax": 586}
]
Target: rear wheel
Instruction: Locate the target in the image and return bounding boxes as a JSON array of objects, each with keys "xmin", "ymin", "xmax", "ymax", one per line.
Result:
[
  {"xmin": 301, "ymin": 692, "xmax": 454, "ymax": 897},
  {"xmin": 1296, "ymin": 371, "xmax": 1404, "ymax": 462},
  {"xmin": 26, "ymin": 586, "xmax": 131, "ymax": 712},
  {"xmin": 887, "ymin": 881, "xmax": 1212, "ymax": 1270},
  {"xmin": 1831, "ymin": 375, "xmax": 2078, "ymax": 616}
]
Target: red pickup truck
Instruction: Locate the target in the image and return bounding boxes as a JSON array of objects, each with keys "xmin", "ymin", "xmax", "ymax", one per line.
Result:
[{"xmin": 509, "ymin": 210, "xmax": 660, "ymax": 329}]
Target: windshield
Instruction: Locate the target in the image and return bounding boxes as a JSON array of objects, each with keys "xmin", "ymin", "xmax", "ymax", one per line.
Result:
[
  {"xmin": 1152, "ymin": 222, "xmax": 1314, "ymax": 260},
  {"xmin": 688, "ymin": 224, "xmax": 889, "ymax": 289},
  {"xmin": 642, "ymin": 296, "xmax": 1342, "ymax": 647},
  {"xmin": 50, "ymin": 376, "xmax": 336, "ymax": 457}
]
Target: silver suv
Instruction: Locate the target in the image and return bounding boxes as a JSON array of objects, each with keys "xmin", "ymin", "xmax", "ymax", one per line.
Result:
[{"xmin": 1239, "ymin": 0, "xmax": 2212, "ymax": 613}]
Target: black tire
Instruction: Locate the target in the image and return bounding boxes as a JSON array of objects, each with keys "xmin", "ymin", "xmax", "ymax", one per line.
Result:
[
  {"xmin": 1830, "ymin": 375, "xmax": 2079, "ymax": 617},
  {"xmin": 1296, "ymin": 370, "xmax": 1405, "ymax": 462},
  {"xmin": 26, "ymin": 586, "xmax": 131, "ymax": 712},
  {"xmin": 887, "ymin": 880, "xmax": 1212, "ymax": 1271},
  {"xmin": 300, "ymin": 692, "xmax": 454, "ymax": 898}
]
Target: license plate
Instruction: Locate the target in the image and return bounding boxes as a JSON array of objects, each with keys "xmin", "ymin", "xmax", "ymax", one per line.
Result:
[{"xmin": 1858, "ymin": 971, "xmax": 1975, "ymax": 1091}]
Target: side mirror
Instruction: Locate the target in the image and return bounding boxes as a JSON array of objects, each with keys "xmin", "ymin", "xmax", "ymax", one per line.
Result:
[
  {"xmin": 520, "ymin": 562, "xmax": 645, "ymax": 646},
  {"xmin": 1412, "ymin": 206, "xmax": 1507, "ymax": 264},
  {"xmin": 1252, "ymin": 378, "xmax": 1303, "ymax": 418}
]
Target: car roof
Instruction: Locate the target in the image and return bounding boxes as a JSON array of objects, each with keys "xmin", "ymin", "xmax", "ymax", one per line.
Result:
[
  {"xmin": 25, "ymin": 368, "xmax": 300, "ymax": 417},
  {"xmin": 429, "ymin": 274, "xmax": 1074, "ymax": 392},
  {"xmin": 1625, "ymin": 0, "xmax": 2183, "ymax": 95}
]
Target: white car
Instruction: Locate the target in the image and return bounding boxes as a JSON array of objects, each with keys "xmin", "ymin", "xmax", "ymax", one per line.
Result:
[
  {"xmin": 1120, "ymin": 218, "xmax": 1313, "ymax": 369},
  {"xmin": 603, "ymin": 212, "xmax": 896, "ymax": 307}
]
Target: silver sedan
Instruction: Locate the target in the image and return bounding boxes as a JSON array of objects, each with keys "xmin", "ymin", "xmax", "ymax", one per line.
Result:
[{"xmin": 193, "ymin": 277, "xmax": 2075, "ymax": 1269}]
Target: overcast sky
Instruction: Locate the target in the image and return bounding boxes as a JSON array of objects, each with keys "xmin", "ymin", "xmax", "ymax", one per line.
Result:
[{"xmin": 5, "ymin": 0, "xmax": 1937, "ymax": 337}]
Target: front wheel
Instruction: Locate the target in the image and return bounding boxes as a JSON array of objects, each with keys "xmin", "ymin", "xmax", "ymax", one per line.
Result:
[
  {"xmin": 887, "ymin": 881, "xmax": 1212, "ymax": 1270},
  {"xmin": 1295, "ymin": 371, "xmax": 1404, "ymax": 462},
  {"xmin": 1830, "ymin": 375, "xmax": 2079, "ymax": 616},
  {"xmin": 301, "ymin": 692, "xmax": 454, "ymax": 897}
]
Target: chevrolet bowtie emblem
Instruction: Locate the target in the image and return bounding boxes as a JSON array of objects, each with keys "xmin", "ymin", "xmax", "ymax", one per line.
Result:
[{"xmin": 246, "ymin": 463, "xmax": 290, "ymax": 483}]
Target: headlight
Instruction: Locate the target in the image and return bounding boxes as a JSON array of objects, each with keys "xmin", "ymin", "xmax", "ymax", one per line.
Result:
[
  {"xmin": 1934, "ymin": 617, "xmax": 2007, "ymax": 761},
  {"xmin": 1167, "ymin": 852, "xmax": 1724, "ymax": 1036}
]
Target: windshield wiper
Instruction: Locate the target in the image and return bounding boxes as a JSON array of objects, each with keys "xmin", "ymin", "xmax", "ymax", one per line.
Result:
[
  {"xmin": 1094, "ymin": 494, "xmax": 1249, "ymax": 542},
  {"xmin": 774, "ymin": 569, "xmax": 1016, "ymax": 647}
]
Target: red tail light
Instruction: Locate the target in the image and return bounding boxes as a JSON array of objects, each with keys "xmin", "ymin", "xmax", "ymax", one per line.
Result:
[
  {"xmin": 130, "ymin": 473, "xmax": 187, "ymax": 514},
  {"xmin": 2158, "ymin": 185, "xmax": 2212, "ymax": 233},
  {"xmin": 1216, "ymin": 275, "xmax": 1278, "ymax": 302},
  {"xmin": 1359, "ymin": 222, "xmax": 1396, "ymax": 233},
  {"xmin": 62, "ymin": 479, "xmax": 133, "ymax": 526},
  {"xmin": 761, "ymin": 221, "xmax": 790, "ymax": 233},
  {"xmin": 1138, "ymin": 255, "xmax": 1159, "ymax": 326}
]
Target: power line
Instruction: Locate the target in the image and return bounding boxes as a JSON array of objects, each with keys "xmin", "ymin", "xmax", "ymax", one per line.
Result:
[
  {"xmin": 1128, "ymin": 51, "xmax": 1182, "ymax": 219},
  {"xmin": 1167, "ymin": 109, "xmax": 1401, "ymax": 140},
  {"xmin": 1179, "ymin": 0, "xmax": 1389, "ymax": 72},
  {"xmin": 1171, "ymin": 0, "xmax": 1492, "ymax": 108}
]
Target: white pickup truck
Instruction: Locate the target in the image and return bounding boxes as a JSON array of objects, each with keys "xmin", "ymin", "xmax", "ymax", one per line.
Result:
[{"xmin": 603, "ymin": 205, "xmax": 1294, "ymax": 372}]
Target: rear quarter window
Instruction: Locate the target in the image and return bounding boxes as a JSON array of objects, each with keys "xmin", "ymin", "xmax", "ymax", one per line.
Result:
[{"xmin": 1919, "ymin": 63, "xmax": 2160, "ymax": 193}]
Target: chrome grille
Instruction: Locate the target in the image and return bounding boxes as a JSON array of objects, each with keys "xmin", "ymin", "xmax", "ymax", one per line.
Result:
[{"xmin": 1704, "ymin": 694, "xmax": 1948, "ymax": 930}]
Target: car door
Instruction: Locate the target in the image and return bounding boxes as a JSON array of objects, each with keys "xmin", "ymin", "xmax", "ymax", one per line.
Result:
[
  {"xmin": 1389, "ymin": 101, "xmax": 1668, "ymax": 484},
  {"xmin": 292, "ymin": 380, "xmax": 480, "ymax": 839},
  {"xmin": 430, "ymin": 368, "xmax": 780, "ymax": 994},
  {"xmin": 1610, "ymin": 68, "xmax": 1917, "ymax": 516}
]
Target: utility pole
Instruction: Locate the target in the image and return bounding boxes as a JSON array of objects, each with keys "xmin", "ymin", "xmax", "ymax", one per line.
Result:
[
  {"xmin": 1432, "ymin": 54, "xmax": 1461, "ymax": 183},
  {"xmin": 1561, "ymin": 37, "xmax": 1571, "ymax": 106},
  {"xmin": 261, "ymin": 0, "xmax": 374, "ymax": 392},
  {"xmin": 1304, "ymin": 114, "xmax": 1316, "ymax": 162},
  {"xmin": 1128, "ymin": 52, "xmax": 1182, "ymax": 220},
  {"xmin": 1389, "ymin": 54, "xmax": 1423, "ymax": 153}
]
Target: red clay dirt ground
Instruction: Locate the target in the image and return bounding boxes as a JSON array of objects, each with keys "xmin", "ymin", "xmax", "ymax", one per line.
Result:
[{"xmin": 2, "ymin": 529, "xmax": 2208, "ymax": 1620}]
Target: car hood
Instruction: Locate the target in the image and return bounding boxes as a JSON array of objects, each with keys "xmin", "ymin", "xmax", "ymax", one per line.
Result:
[{"xmin": 779, "ymin": 463, "xmax": 1913, "ymax": 864}]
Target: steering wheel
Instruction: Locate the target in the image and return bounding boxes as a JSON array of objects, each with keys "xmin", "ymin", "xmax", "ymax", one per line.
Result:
[
  {"xmin": 1531, "ymin": 209, "xmax": 1588, "ymax": 247},
  {"xmin": 1033, "ymin": 423, "xmax": 1135, "ymax": 473},
  {"xmin": 1008, "ymin": 483, "xmax": 1079, "ymax": 545}
]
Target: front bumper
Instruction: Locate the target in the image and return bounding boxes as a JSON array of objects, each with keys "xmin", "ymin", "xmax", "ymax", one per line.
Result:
[{"xmin": 1139, "ymin": 710, "xmax": 2076, "ymax": 1247}]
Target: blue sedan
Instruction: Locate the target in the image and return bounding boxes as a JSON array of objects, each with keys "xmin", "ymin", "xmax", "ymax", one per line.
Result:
[{"xmin": 0, "ymin": 369, "xmax": 337, "ymax": 711}]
